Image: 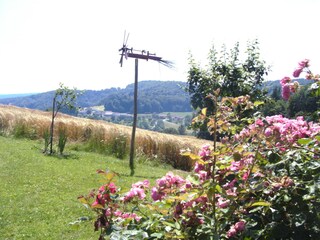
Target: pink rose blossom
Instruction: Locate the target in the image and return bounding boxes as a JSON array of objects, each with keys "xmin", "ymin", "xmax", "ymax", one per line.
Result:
[
  {"xmin": 281, "ymin": 84, "xmax": 291, "ymax": 100},
  {"xmin": 280, "ymin": 76, "xmax": 291, "ymax": 86},
  {"xmin": 122, "ymin": 181, "xmax": 148, "ymax": 203},
  {"xmin": 198, "ymin": 144, "xmax": 211, "ymax": 159},
  {"xmin": 235, "ymin": 220, "xmax": 246, "ymax": 231},
  {"xmin": 230, "ymin": 160, "xmax": 244, "ymax": 172},
  {"xmin": 227, "ymin": 220, "xmax": 246, "ymax": 238},
  {"xmin": 194, "ymin": 161, "xmax": 205, "ymax": 173},
  {"xmin": 217, "ymin": 197, "xmax": 230, "ymax": 208},
  {"xmin": 108, "ymin": 182, "xmax": 117, "ymax": 194},
  {"xmin": 264, "ymin": 127, "xmax": 272, "ymax": 137},
  {"xmin": 242, "ymin": 171, "xmax": 249, "ymax": 181},
  {"xmin": 223, "ymin": 179, "xmax": 237, "ymax": 189},
  {"xmin": 227, "ymin": 226, "xmax": 237, "ymax": 238},
  {"xmin": 185, "ymin": 180, "xmax": 192, "ymax": 188},
  {"xmin": 298, "ymin": 59, "xmax": 309, "ymax": 68},
  {"xmin": 293, "ymin": 67, "xmax": 303, "ymax": 78},
  {"xmin": 151, "ymin": 187, "xmax": 164, "ymax": 201},
  {"xmin": 197, "ymin": 170, "xmax": 208, "ymax": 182},
  {"xmin": 226, "ymin": 187, "xmax": 238, "ymax": 196},
  {"xmin": 132, "ymin": 179, "xmax": 150, "ymax": 189},
  {"xmin": 255, "ymin": 119, "xmax": 264, "ymax": 127}
]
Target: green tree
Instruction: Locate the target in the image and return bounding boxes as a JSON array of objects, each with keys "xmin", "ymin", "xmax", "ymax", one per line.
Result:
[
  {"xmin": 163, "ymin": 127, "xmax": 179, "ymax": 135},
  {"xmin": 288, "ymin": 85, "xmax": 320, "ymax": 121},
  {"xmin": 47, "ymin": 83, "xmax": 78, "ymax": 155},
  {"xmin": 185, "ymin": 40, "xmax": 269, "ymax": 139},
  {"xmin": 271, "ymin": 85, "xmax": 282, "ymax": 100},
  {"xmin": 184, "ymin": 114, "xmax": 193, "ymax": 127},
  {"xmin": 261, "ymin": 99, "xmax": 288, "ymax": 117},
  {"xmin": 178, "ymin": 124, "xmax": 186, "ymax": 135}
]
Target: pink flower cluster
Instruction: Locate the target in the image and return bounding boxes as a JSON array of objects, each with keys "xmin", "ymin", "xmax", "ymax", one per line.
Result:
[
  {"xmin": 194, "ymin": 144, "xmax": 213, "ymax": 182},
  {"xmin": 280, "ymin": 59, "xmax": 320, "ymax": 100},
  {"xmin": 265, "ymin": 115, "xmax": 320, "ymax": 145},
  {"xmin": 151, "ymin": 172, "xmax": 187, "ymax": 201},
  {"xmin": 280, "ymin": 76, "xmax": 300, "ymax": 100},
  {"xmin": 114, "ymin": 210, "xmax": 141, "ymax": 222},
  {"xmin": 217, "ymin": 196, "xmax": 230, "ymax": 208},
  {"xmin": 198, "ymin": 144, "xmax": 211, "ymax": 160},
  {"xmin": 293, "ymin": 59, "xmax": 310, "ymax": 78},
  {"xmin": 227, "ymin": 220, "xmax": 246, "ymax": 238},
  {"xmin": 121, "ymin": 180, "xmax": 150, "ymax": 203},
  {"xmin": 236, "ymin": 115, "xmax": 320, "ymax": 149},
  {"xmin": 92, "ymin": 182, "xmax": 117, "ymax": 207}
]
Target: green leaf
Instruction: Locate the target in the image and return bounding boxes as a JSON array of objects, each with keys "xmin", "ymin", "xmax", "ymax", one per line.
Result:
[
  {"xmin": 249, "ymin": 201, "xmax": 271, "ymax": 207},
  {"xmin": 283, "ymin": 194, "xmax": 291, "ymax": 202},
  {"xmin": 150, "ymin": 232, "xmax": 163, "ymax": 238},
  {"xmin": 253, "ymin": 101, "xmax": 264, "ymax": 107},
  {"xmin": 215, "ymin": 184, "xmax": 222, "ymax": 193},
  {"xmin": 233, "ymin": 152, "xmax": 242, "ymax": 161},
  {"xmin": 268, "ymin": 152, "xmax": 281, "ymax": 163},
  {"xmin": 297, "ymin": 138, "xmax": 312, "ymax": 145},
  {"xmin": 256, "ymin": 152, "xmax": 268, "ymax": 166},
  {"xmin": 186, "ymin": 175, "xmax": 200, "ymax": 185}
]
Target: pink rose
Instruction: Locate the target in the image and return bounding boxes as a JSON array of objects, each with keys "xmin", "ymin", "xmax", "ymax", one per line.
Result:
[
  {"xmin": 298, "ymin": 59, "xmax": 309, "ymax": 68},
  {"xmin": 293, "ymin": 67, "xmax": 303, "ymax": 78},
  {"xmin": 281, "ymin": 84, "xmax": 291, "ymax": 100},
  {"xmin": 227, "ymin": 226, "xmax": 237, "ymax": 238},
  {"xmin": 280, "ymin": 76, "xmax": 291, "ymax": 86},
  {"xmin": 264, "ymin": 127, "xmax": 272, "ymax": 137},
  {"xmin": 108, "ymin": 182, "xmax": 117, "ymax": 194},
  {"xmin": 151, "ymin": 187, "xmax": 164, "ymax": 201},
  {"xmin": 235, "ymin": 220, "xmax": 246, "ymax": 231},
  {"xmin": 217, "ymin": 197, "xmax": 230, "ymax": 208}
]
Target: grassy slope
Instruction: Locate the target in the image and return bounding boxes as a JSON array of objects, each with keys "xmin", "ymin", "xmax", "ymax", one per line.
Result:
[{"xmin": 0, "ymin": 137, "xmax": 175, "ymax": 240}]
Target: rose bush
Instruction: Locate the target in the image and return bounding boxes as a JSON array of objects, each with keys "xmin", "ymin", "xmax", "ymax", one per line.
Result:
[{"xmin": 79, "ymin": 91, "xmax": 320, "ymax": 239}]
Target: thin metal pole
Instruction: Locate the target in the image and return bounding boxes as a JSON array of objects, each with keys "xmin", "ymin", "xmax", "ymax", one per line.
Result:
[{"xmin": 129, "ymin": 58, "xmax": 138, "ymax": 175}]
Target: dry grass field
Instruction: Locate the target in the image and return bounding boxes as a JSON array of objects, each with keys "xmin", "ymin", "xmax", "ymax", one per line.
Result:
[{"xmin": 0, "ymin": 104, "xmax": 211, "ymax": 170}]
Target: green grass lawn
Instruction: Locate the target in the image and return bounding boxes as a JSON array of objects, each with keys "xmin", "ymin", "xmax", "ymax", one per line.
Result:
[{"xmin": 0, "ymin": 136, "xmax": 174, "ymax": 240}]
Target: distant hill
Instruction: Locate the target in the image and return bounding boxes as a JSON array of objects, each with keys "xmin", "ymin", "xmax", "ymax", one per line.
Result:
[
  {"xmin": 0, "ymin": 79, "xmax": 311, "ymax": 114},
  {"xmin": 0, "ymin": 93, "xmax": 38, "ymax": 99},
  {"xmin": 101, "ymin": 81, "xmax": 192, "ymax": 113},
  {"xmin": 0, "ymin": 81, "xmax": 192, "ymax": 113}
]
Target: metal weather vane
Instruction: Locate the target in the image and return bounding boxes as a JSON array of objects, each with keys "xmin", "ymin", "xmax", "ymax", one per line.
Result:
[
  {"xmin": 118, "ymin": 31, "xmax": 174, "ymax": 176},
  {"xmin": 119, "ymin": 31, "xmax": 174, "ymax": 68}
]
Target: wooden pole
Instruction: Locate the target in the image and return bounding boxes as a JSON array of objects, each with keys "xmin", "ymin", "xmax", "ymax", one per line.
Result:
[{"xmin": 129, "ymin": 58, "xmax": 138, "ymax": 175}]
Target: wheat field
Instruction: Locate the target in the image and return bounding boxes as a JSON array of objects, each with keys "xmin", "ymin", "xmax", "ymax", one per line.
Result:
[{"xmin": 0, "ymin": 104, "xmax": 211, "ymax": 170}]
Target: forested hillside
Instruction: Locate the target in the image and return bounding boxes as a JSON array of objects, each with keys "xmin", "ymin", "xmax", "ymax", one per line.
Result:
[
  {"xmin": 0, "ymin": 88, "xmax": 119, "ymax": 110},
  {"xmin": 0, "ymin": 81, "xmax": 192, "ymax": 113},
  {"xmin": 102, "ymin": 81, "xmax": 192, "ymax": 113},
  {"xmin": 0, "ymin": 79, "xmax": 310, "ymax": 114}
]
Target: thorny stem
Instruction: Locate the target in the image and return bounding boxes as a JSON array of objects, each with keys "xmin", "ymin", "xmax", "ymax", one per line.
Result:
[
  {"xmin": 246, "ymin": 136, "xmax": 263, "ymax": 189},
  {"xmin": 212, "ymin": 94, "xmax": 218, "ymax": 234}
]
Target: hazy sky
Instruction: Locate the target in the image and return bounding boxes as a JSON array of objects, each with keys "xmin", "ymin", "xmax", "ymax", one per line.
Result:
[{"xmin": 0, "ymin": 0, "xmax": 319, "ymax": 94}]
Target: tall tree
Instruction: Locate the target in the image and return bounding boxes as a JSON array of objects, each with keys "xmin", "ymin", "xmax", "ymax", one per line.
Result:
[{"xmin": 185, "ymin": 40, "xmax": 270, "ymax": 139}]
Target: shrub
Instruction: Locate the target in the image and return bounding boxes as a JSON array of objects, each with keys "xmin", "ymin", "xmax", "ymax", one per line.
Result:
[
  {"xmin": 57, "ymin": 125, "xmax": 68, "ymax": 155},
  {"xmin": 13, "ymin": 119, "xmax": 37, "ymax": 139},
  {"xmin": 43, "ymin": 128, "xmax": 50, "ymax": 153},
  {"xmin": 109, "ymin": 132, "xmax": 128, "ymax": 159},
  {"xmin": 79, "ymin": 93, "xmax": 320, "ymax": 239},
  {"xmin": 83, "ymin": 127, "xmax": 108, "ymax": 154}
]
